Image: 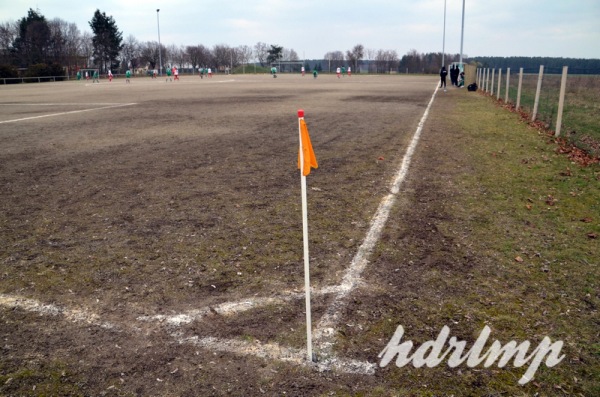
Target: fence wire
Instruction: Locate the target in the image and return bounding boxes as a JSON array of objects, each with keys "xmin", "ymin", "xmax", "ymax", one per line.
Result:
[{"xmin": 478, "ymin": 67, "xmax": 600, "ymax": 157}]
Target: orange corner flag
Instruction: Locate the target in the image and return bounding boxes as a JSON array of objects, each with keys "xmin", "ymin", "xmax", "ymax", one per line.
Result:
[{"xmin": 298, "ymin": 118, "xmax": 318, "ymax": 176}]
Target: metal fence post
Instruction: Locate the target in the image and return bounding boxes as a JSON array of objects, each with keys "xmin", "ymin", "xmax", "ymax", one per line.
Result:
[{"xmin": 491, "ymin": 69, "xmax": 495, "ymax": 96}]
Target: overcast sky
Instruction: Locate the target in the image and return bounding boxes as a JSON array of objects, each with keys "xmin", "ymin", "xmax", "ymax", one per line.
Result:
[{"xmin": 2, "ymin": 0, "xmax": 599, "ymax": 59}]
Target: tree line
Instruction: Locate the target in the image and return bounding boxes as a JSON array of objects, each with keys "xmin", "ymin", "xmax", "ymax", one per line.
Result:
[{"xmin": 1, "ymin": 8, "xmax": 599, "ymax": 79}]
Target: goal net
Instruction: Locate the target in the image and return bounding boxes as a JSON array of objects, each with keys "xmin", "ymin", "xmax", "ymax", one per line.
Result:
[
  {"xmin": 78, "ymin": 68, "xmax": 100, "ymax": 80},
  {"xmin": 270, "ymin": 61, "xmax": 305, "ymax": 73}
]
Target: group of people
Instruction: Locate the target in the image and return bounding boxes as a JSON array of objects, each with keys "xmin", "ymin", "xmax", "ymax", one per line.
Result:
[
  {"xmin": 76, "ymin": 69, "xmax": 131, "ymax": 83},
  {"xmin": 449, "ymin": 65, "xmax": 464, "ymax": 86},
  {"xmin": 439, "ymin": 64, "xmax": 465, "ymax": 90},
  {"xmin": 335, "ymin": 66, "xmax": 352, "ymax": 78},
  {"xmin": 165, "ymin": 66, "xmax": 180, "ymax": 81},
  {"xmin": 199, "ymin": 68, "xmax": 212, "ymax": 78}
]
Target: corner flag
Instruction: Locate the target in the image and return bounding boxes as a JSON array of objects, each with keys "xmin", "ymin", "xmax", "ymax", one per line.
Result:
[
  {"xmin": 297, "ymin": 109, "xmax": 317, "ymax": 362},
  {"xmin": 298, "ymin": 115, "xmax": 318, "ymax": 176}
]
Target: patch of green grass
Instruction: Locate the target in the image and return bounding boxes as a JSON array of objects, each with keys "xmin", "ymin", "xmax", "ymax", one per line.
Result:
[
  {"xmin": 500, "ymin": 73, "xmax": 600, "ymax": 157},
  {"xmin": 0, "ymin": 362, "xmax": 85, "ymax": 397},
  {"xmin": 442, "ymin": 93, "xmax": 599, "ymax": 394},
  {"xmin": 344, "ymin": 88, "xmax": 598, "ymax": 396}
]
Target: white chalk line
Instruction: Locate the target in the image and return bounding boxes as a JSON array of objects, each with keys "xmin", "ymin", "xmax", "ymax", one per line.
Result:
[
  {"xmin": 174, "ymin": 332, "xmax": 375, "ymax": 375},
  {"xmin": 137, "ymin": 285, "xmax": 345, "ymax": 326},
  {"xmin": 0, "ymin": 85, "xmax": 438, "ymax": 374},
  {"xmin": 0, "ymin": 103, "xmax": 126, "ymax": 106},
  {"xmin": 314, "ymin": 84, "xmax": 439, "ymax": 354},
  {"xmin": 0, "ymin": 293, "xmax": 117, "ymax": 330},
  {"xmin": 0, "ymin": 291, "xmax": 374, "ymax": 375},
  {"xmin": 0, "ymin": 103, "xmax": 137, "ymax": 124}
]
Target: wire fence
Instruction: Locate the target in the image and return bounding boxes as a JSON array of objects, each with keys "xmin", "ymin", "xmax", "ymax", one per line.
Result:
[{"xmin": 477, "ymin": 66, "xmax": 600, "ymax": 158}]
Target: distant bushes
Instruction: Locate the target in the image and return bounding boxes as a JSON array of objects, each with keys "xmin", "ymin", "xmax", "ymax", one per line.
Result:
[
  {"xmin": 0, "ymin": 63, "xmax": 67, "ymax": 83},
  {"xmin": 0, "ymin": 64, "xmax": 18, "ymax": 84},
  {"xmin": 24, "ymin": 63, "xmax": 66, "ymax": 82}
]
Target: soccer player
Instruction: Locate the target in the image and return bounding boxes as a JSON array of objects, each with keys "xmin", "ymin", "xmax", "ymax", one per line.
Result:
[
  {"xmin": 336, "ymin": 67, "xmax": 341, "ymax": 78},
  {"xmin": 108, "ymin": 70, "xmax": 113, "ymax": 82},
  {"xmin": 125, "ymin": 69, "xmax": 131, "ymax": 83}
]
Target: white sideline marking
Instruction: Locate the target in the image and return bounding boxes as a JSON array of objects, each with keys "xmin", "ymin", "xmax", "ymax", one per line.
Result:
[
  {"xmin": 0, "ymin": 293, "xmax": 117, "ymax": 330},
  {"xmin": 0, "ymin": 103, "xmax": 128, "ymax": 106},
  {"xmin": 0, "ymin": 103, "xmax": 137, "ymax": 124},
  {"xmin": 0, "ymin": 292, "xmax": 375, "ymax": 374},
  {"xmin": 314, "ymin": 84, "xmax": 439, "ymax": 353},
  {"xmin": 137, "ymin": 286, "xmax": 345, "ymax": 326},
  {"xmin": 174, "ymin": 333, "xmax": 375, "ymax": 375}
]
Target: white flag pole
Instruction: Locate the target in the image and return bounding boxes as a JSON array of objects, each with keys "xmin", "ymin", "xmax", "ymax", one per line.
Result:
[{"xmin": 298, "ymin": 109, "xmax": 313, "ymax": 362}]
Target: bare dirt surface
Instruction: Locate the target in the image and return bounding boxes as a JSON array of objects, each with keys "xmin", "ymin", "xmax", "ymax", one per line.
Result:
[
  {"xmin": 3, "ymin": 75, "xmax": 592, "ymax": 396},
  {"xmin": 1, "ymin": 74, "xmax": 447, "ymax": 396}
]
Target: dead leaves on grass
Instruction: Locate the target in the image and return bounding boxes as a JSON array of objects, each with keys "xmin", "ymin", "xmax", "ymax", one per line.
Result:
[{"xmin": 499, "ymin": 98, "xmax": 600, "ymax": 166}]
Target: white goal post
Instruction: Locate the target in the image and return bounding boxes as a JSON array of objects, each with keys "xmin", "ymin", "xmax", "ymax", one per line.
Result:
[
  {"xmin": 270, "ymin": 61, "xmax": 305, "ymax": 73},
  {"xmin": 78, "ymin": 68, "xmax": 100, "ymax": 80}
]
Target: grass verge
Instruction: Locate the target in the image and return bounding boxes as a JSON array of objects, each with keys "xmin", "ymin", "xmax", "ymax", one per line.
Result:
[{"xmin": 338, "ymin": 88, "xmax": 599, "ymax": 396}]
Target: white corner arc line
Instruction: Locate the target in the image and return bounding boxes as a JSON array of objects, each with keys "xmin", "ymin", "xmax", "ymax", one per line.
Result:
[
  {"xmin": 0, "ymin": 293, "xmax": 117, "ymax": 330},
  {"xmin": 314, "ymin": 84, "xmax": 439, "ymax": 351},
  {"xmin": 0, "ymin": 103, "xmax": 137, "ymax": 124},
  {"xmin": 175, "ymin": 333, "xmax": 376, "ymax": 375}
]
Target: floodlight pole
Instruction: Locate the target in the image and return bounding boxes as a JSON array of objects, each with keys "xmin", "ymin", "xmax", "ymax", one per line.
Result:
[
  {"xmin": 442, "ymin": 0, "xmax": 446, "ymax": 68},
  {"xmin": 459, "ymin": 0, "xmax": 465, "ymax": 65},
  {"xmin": 157, "ymin": 9, "xmax": 163, "ymax": 76}
]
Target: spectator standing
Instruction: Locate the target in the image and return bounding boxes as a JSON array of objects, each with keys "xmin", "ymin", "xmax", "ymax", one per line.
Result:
[{"xmin": 439, "ymin": 66, "xmax": 448, "ymax": 91}]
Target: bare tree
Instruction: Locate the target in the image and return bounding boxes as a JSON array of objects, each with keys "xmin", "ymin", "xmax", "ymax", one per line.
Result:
[
  {"xmin": 139, "ymin": 41, "xmax": 161, "ymax": 70},
  {"xmin": 165, "ymin": 44, "xmax": 179, "ymax": 68},
  {"xmin": 254, "ymin": 41, "xmax": 269, "ymax": 67},
  {"xmin": 175, "ymin": 45, "xmax": 187, "ymax": 70},
  {"xmin": 324, "ymin": 50, "xmax": 344, "ymax": 69},
  {"xmin": 282, "ymin": 48, "xmax": 299, "ymax": 61},
  {"xmin": 346, "ymin": 43, "xmax": 364, "ymax": 72},
  {"xmin": 64, "ymin": 22, "xmax": 82, "ymax": 72},
  {"xmin": 375, "ymin": 49, "xmax": 399, "ymax": 74},
  {"xmin": 120, "ymin": 35, "xmax": 140, "ymax": 72},
  {"xmin": 400, "ymin": 48, "xmax": 423, "ymax": 74},
  {"xmin": 186, "ymin": 45, "xmax": 200, "ymax": 73},
  {"xmin": 80, "ymin": 31, "xmax": 94, "ymax": 68},
  {"xmin": 0, "ymin": 20, "xmax": 17, "ymax": 64},
  {"xmin": 47, "ymin": 18, "xmax": 68, "ymax": 65},
  {"xmin": 212, "ymin": 44, "xmax": 231, "ymax": 71},
  {"xmin": 237, "ymin": 44, "xmax": 253, "ymax": 73},
  {"xmin": 365, "ymin": 47, "xmax": 376, "ymax": 73},
  {"xmin": 197, "ymin": 44, "xmax": 212, "ymax": 69}
]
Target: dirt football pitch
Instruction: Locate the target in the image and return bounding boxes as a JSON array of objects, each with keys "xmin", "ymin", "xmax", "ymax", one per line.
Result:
[{"xmin": 1, "ymin": 73, "xmax": 560, "ymax": 396}]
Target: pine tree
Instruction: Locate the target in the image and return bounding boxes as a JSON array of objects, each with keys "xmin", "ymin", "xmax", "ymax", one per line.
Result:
[
  {"xmin": 12, "ymin": 8, "xmax": 51, "ymax": 67},
  {"xmin": 89, "ymin": 10, "xmax": 123, "ymax": 73}
]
